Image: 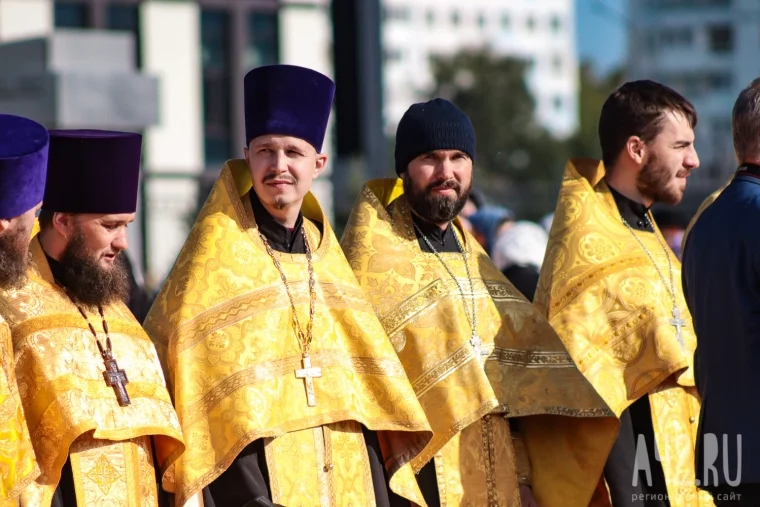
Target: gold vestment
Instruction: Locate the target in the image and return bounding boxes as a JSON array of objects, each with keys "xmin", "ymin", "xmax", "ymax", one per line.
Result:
[
  {"xmin": 0, "ymin": 238, "xmax": 185, "ymax": 507},
  {"xmin": 340, "ymin": 179, "xmax": 618, "ymax": 507},
  {"xmin": 144, "ymin": 161, "xmax": 432, "ymax": 507},
  {"xmin": 0, "ymin": 316, "xmax": 38, "ymax": 506},
  {"xmin": 534, "ymin": 158, "xmax": 714, "ymax": 506}
]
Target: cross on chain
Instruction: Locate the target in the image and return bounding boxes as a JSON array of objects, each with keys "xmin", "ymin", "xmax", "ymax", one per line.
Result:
[
  {"xmin": 670, "ymin": 307, "xmax": 686, "ymax": 348},
  {"xmin": 295, "ymin": 354, "xmax": 322, "ymax": 407},
  {"xmin": 470, "ymin": 333, "xmax": 490, "ymax": 361},
  {"xmin": 102, "ymin": 356, "xmax": 131, "ymax": 407}
]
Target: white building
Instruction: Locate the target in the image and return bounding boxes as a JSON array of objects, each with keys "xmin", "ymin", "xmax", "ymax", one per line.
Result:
[
  {"xmin": 381, "ymin": 0, "xmax": 579, "ymax": 138},
  {"xmin": 0, "ymin": 0, "xmax": 333, "ymax": 287},
  {"xmin": 628, "ymin": 0, "xmax": 758, "ymax": 190}
]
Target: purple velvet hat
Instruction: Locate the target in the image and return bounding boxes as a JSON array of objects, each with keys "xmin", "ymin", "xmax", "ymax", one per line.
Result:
[
  {"xmin": 244, "ymin": 64, "xmax": 335, "ymax": 152},
  {"xmin": 0, "ymin": 115, "xmax": 49, "ymax": 219},
  {"xmin": 43, "ymin": 130, "xmax": 142, "ymax": 214}
]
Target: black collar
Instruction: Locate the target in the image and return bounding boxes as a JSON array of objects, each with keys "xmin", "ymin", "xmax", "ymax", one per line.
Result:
[
  {"xmin": 250, "ymin": 191, "xmax": 306, "ymax": 254},
  {"xmin": 410, "ymin": 212, "xmax": 460, "ymax": 253},
  {"xmin": 44, "ymin": 251, "xmax": 68, "ymax": 288},
  {"xmin": 607, "ymin": 183, "xmax": 653, "ymax": 232}
]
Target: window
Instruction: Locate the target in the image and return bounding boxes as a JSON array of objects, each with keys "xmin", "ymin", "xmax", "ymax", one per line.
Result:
[
  {"xmin": 451, "ymin": 10, "xmax": 461, "ymax": 27},
  {"xmin": 526, "ymin": 15, "xmax": 536, "ymax": 32},
  {"xmin": 246, "ymin": 12, "xmax": 279, "ymax": 69},
  {"xmin": 54, "ymin": 2, "xmax": 89, "ymax": 28},
  {"xmin": 553, "ymin": 96, "xmax": 563, "ymax": 112},
  {"xmin": 552, "ymin": 55, "xmax": 563, "ymax": 74},
  {"xmin": 709, "ymin": 25, "xmax": 733, "ymax": 53},
  {"xmin": 551, "ymin": 15, "xmax": 561, "ymax": 33},
  {"xmin": 501, "ymin": 14, "xmax": 510, "ymax": 30},
  {"xmin": 107, "ymin": 4, "xmax": 140, "ymax": 67},
  {"xmin": 660, "ymin": 27, "xmax": 693, "ymax": 48},
  {"xmin": 477, "ymin": 13, "xmax": 486, "ymax": 29},
  {"xmin": 201, "ymin": 9, "xmax": 233, "ymax": 167},
  {"xmin": 383, "ymin": 48, "xmax": 403, "ymax": 63},
  {"xmin": 383, "ymin": 6, "xmax": 410, "ymax": 22},
  {"xmin": 426, "ymin": 10, "xmax": 435, "ymax": 26}
]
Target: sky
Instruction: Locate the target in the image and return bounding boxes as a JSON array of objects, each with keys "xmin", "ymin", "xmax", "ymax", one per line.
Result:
[{"xmin": 576, "ymin": 0, "xmax": 629, "ymax": 76}]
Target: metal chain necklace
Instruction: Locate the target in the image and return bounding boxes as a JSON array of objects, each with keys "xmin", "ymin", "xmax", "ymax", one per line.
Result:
[
  {"xmin": 64, "ymin": 291, "xmax": 131, "ymax": 407},
  {"xmin": 412, "ymin": 221, "xmax": 488, "ymax": 359},
  {"xmin": 257, "ymin": 227, "xmax": 322, "ymax": 407},
  {"xmin": 621, "ymin": 213, "xmax": 687, "ymax": 348}
]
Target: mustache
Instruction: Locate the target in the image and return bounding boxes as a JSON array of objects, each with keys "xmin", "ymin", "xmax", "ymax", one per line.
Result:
[
  {"xmin": 263, "ymin": 172, "xmax": 297, "ymax": 184},
  {"xmin": 426, "ymin": 179, "xmax": 461, "ymax": 193}
]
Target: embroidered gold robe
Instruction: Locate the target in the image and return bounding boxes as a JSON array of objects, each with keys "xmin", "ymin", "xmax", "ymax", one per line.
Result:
[
  {"xmin": 533, "ymin": 158, "xmax": 714, "ymax": 507},
  {"xmin": 340, "ymin": 179, "xmax": 618, "ymax": 507},
  {"xmin": 0, "ymin": 316, "xmax": 38, "ymax": 506},
  {"xmin": 143, "ymin": 160, "xmax": 432, "ymax": 507},
  {"xmin": 0, "ymin": 238, "xmax": 185, "ymax": 507}
]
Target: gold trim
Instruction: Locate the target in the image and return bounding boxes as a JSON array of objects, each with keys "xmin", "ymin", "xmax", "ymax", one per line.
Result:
[
  {"xmin": 263, "ymin": 437, "xmax": 281, "ymax": 505},
  {"xmin": 171, "ymin": 281, "xmax": 374, "ymax": 355},
  {"xmin": 179, "ymin": 353, "xmax": 409, "ymax": 427},
  {"xmin": 490, "ymin": 347, "xmax": 575, "ymax": 368},
  {"xmin": 12, "ymin": 314, "xmax": 149, "ymax": 347},
  {"xmin": 379, "ymin": 280, "xmax": 448, "ymax": 336},
  {"xmin": 313, "ymin": 427, "xmax": 331, "ymax": 507},
  {"xmin": 481, "ymin": 416, "xmax": 498, "ymax": 507},
  {"xmin": 25, "ymin": 379, "xmax": 173, "ymax": 433},
  {"xmin": 433, "ymin": 452, "xmax": 447, "ymax": 507},
  {"xmin": 411, "ymin": 345, "xmax": 474, "ymax": 397}
]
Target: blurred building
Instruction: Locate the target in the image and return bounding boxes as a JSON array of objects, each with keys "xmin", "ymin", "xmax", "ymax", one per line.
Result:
[
  {"xmin": 381, "ymin": 0, "xmax": 579, "ymax": 137},
  {"xmin": 0, "ymin": 0, "xmax": 333, "ymax": 286},
  {"xmin": 628, "ymin": 0, "xmax": 758, "ymax": 193}
]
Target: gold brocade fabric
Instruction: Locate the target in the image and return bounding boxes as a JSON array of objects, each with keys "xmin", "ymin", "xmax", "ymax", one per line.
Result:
[
  {"xmin": 0, "ymin": 316, "xmax": 38, "ymax": 504},
  {"xmin": 69, "ymin": 434, "xmax": 158, "ymax": 507},
  {"xmin": 0, "ymin": 238, "xmax": 185, "ymax": 506},
  {"xmin": 143, "ymin": 160, "xmax": 432, "ymax": 507},
  {"xmin": 533, "ymin": 158, "xmax": 714, "ymax": 506},
  {"xmin": 340, "ymin": 179, "xmax": 618, "ymax": 507}
]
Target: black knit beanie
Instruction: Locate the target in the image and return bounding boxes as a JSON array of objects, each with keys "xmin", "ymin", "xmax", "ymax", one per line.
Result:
[{"xmin": 394, "ymin": 98, "xmax": 476, "ymax": 176}]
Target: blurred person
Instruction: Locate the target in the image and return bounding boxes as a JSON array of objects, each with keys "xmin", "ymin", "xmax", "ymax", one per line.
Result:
[
  {"xmin": 535, "ymin": 80, "xmax": 712, "ymax": 506},
  {"xmin": 460, "ymin": 187, "xmax": 485, "ymax": 217},
  {"xmin": 682, "ymin": 78, "xmax": 760, "ymax": 506},
  {"xmin": 144, "ymin": 65, "xmax": 431, "ymax": 507},
  {"xmin": 341, "ymin": 98, "xmax": 617, "ymax": 507},
  {"xmin": 468, "ymin": 204, "xmax": 515, "ymax": 254},
  {"xmin": 652, "ymin": 209, "xmax": 690, "ymax": 260},
  {"xmin": 0, "ymin": 130, "xmax": 185, "ymax": 506},
  {"xmin": 0, "ymin": 115, "xmax": 48, "ymax": 505},
  {"xmin": 492, "ymin": 221, "xmax": 548, "ymax": 301},
  {"xmin": 540, "ymin": 212, "xmax": 554, "ymax": 233}
]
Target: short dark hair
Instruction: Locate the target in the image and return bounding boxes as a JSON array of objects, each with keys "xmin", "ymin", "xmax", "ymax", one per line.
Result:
[
  {"xmin": 598, "ymin": 80, "xmax": 697, "ymax": 169},
  {"xmin": 38, "ymin": 209, "xmax": 54, "ymax": 231}
]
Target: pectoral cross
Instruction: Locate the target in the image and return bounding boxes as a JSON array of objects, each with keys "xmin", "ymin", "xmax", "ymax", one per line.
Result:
[
  {"xmin": 102, "ymin": 354, "xmax": 131, "ymax": 407},
  {"xmin": 470, "ymin": 333, "xmax": 489, "ymax": 360},
  {"xmin": 670, "ymin": 307, "xmax": 686, "ymax": 348},
  {"xmin": 295, "ymin": 354, "xmax": 322, "ymax": 407}
]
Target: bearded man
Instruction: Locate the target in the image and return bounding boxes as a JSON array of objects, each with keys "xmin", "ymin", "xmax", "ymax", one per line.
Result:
[
  {"xmin": 0, "ymin": 114, "xmax": 49, "ymax": 505},
  {"xmin": 534, "ymin": 80, "xmax": 713, "ymax": 506},
  {"xmin": 0, "ymin": 130, "xmax": 184, "ymax": 506},
  {"xmin": 341, "ymin": 98, "xmax": 617, "ymax": 507}
]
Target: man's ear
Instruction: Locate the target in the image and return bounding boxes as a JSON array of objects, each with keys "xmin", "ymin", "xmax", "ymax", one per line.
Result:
[
  {"xmin": 624, "ymin": 136, "xmax": 646, "ymax": 166},
  {"xmin": 52, "ymin": 212, "xmax": 74, "ymax": 238},
  {"xmin": 314, "ymin": 153, "xmax": 328, "ymax": 178},
  {"xmin": 0, "ymin": 219, "xmax": 11, "ymax": 235}
]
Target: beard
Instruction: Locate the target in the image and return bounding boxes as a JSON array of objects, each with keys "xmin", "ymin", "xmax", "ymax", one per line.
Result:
[
  {"xmin": 404, "ymin": 176, "xmax": 471, "ymax": 224},
  {"xmin": 0, "ymin": 225, "xmax": 30, "ymax": 289},
  {"xmin": 262, "ymin": 172, "xmax": 298, "ymax": 210},
  {"xmin": 58, "ymin": 229, "xmax": 130, "ymax": 308},
  {"xmin": 637, "ymin": 152, "xmax": 687, "ymax": 205}
]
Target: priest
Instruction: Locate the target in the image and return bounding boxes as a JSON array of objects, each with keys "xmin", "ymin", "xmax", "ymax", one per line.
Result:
[
  {"xmin": 340, "ymin": 98, "xmax": 618, "ymax": 507},
  {"xmin": 144, "ymin": 64, "xmax": 432, "ymax": 507},
  {"xmin": 0, "ymin": 114, "xmax": 48, "ymax": 505},
  {"xmin": 534, "ymin": 80, "xmax": 713, "ymax": 506},
  {"xmin": 0, "ymin": 130, "xmax": 185, "ymax": 506}
]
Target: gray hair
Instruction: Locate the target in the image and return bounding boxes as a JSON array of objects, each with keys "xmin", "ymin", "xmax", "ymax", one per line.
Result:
[{"xmin": 732, "ymin": 78, "xmax": 760, "ymax": 163}]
